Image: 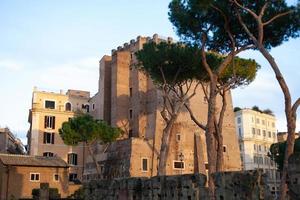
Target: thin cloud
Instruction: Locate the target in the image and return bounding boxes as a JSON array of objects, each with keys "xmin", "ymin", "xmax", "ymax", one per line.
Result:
[{"xmin": 0, "ymin": 60, "xmax": 24, "ymax": 71}]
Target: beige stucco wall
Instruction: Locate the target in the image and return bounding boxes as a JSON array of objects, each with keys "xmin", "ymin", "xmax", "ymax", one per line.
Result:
[{"xmin": 0, "ymin": 164, "xmax": 70, "ymax": 199}]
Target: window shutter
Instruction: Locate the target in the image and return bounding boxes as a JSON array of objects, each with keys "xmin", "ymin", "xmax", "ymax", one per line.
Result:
[
  {"xmin": 53, "ymin": 117, "xmax": 56, "ymax": 129},
  {"xmin": 44, "ymin": 116, "xmax": 47, "ymax": 128},
  {"xmin": 51, "ymin": 133, "xmax": 55, "ymax": 144},
  {"xmin": 43, "ymin": 132, "xmax": 46, "ymax": 144}
]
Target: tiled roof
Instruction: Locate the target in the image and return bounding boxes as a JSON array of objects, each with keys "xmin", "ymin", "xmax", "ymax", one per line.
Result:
[{"xmin": 0, "ymin": 154, "xmax": 68, "ymax": 168}]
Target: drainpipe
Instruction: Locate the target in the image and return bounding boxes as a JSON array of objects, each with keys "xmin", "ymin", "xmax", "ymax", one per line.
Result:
[{"xmin": 5, "ymin": 166, "xmax": 10, "ymax": 200}]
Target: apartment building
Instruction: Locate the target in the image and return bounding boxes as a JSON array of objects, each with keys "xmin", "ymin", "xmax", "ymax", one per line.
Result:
[
  {"xmin": 0, "ymin": 127, "xmax": 25, "ymax": 154},
  {"xmin": 235, "ymin": 108, "xmax": 279, "ymax": 194},
  {"xmin": 83, "ymin": 34, "xmax": 242, "ymax": 181},
  {"xmin": 27, "ymin": 88, "xmax": 90, "ymax": 182}
]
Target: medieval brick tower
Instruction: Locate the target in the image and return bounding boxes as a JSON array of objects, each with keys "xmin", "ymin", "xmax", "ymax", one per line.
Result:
[{"xmin": 83, "ymin": 34, "xmax": 241, "ymax": 181}]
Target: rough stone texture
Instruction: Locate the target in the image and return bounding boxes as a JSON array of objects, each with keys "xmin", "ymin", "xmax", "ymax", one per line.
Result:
[
  {"xmin": 84, "ymin": 171, "xmax": 271, "ymax": 200},
  {"xmin": 287, "ymin": 152, "xmax": 300, "ymax": 200},
  {"xmin": 213, "ymin": 170, "xmax": 272, "ymax": 200}
]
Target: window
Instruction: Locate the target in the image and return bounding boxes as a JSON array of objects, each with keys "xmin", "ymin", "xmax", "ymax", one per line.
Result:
[
  {"xmin": 128, "ymin": 129, "xmax": 133, "ymax": 137},
  {"xmin": 258, "ymin": 145, "xmax": 261, "ymax": 151},
  {"xmin": 53, "ymin": 174, "xmax": 59, "ymax": 182},
  {"xmin": 65, "ymin": 102, "xmax": 71, "ymax": 111},
  {"xmin": 256, "ymin": 118, "xmax": 260, "ymax": 124},
  {"xmin": 43, "ymin": 132, "xmax": 54, "ymax": 144},
  {"xmin": 129, "ymin": 109, "xmax": 133, "ymax": 119},
  {"xmin": 237, "ymin": 117, "xmax": 241, "ymax": 124},
  {"xmin": 69, "ymin": 173, "xmax": 78, "ymax": 182},
  {"xmin": 82, "ymin": 104, "xmax": 89, "ymax": 112},
  {"xmin": 254, "ymin": 144, "xmax": 256, "ymax": 150},
  {"xmin": 92, "ymin": 103, "xmax": 95, "ymax": 110},
  {"xmin": 238, "ymin": 127, "xmax": 242, "ymax": 137},
  {"xmin": 205, "ymin": 162, "xmax": 209, "ymax": 170},
  {"xmin": 257, "ymin": 129, "xmax": 261, "ymax": 135},
  {"xmin": 45, "ymin": 100, "xmax": 55, "ymax": 109},
  {"xmin": 43, "ymin": 152, "xmax": 54, "ymax": 157},
  {"xmin": 252, "ymin": 128, "xmax": 256, "ymax": 135},
  {"xmin": 273, "ymin": 132, "xmax": 276, "ymax": 138},
  {"xmin": 263, "ymin": 130, "xmax": 266, "ymax": 137},
  {"xmin": 268, "ymin": 131, "xmax": 272, "ymax": 138},
  {"xmin": 44, "ymin": 116, "xmax": 55, "ymax": 129},
  {"xmin": 129, "ymin": 87, "xmax": 132, "ymax": 97},
  {"xmin": 68, "ymin": 153, "xmax": 78, "ymax": 165},
  {"xmin": 272, "ymin": 122, "xmax": 275, "ymax": 128},
  {"xmin": 30, "ymin": 173, "xmax": 40, "ymax": 182},
  {"xmin": 262, "ymin": 120, "xmax": 265, "ymax": 125},
  {"xmin": 176, "ymin": 133, "xmax": 181, "ymax": 142},
  {"xmin": 173, "ymin": 161, "xmax": 185, "ymax": 169},
  {"xmin": 142, "ymin": 158, "xmax": 148, "ymax": 172},
  {"xmin": 223, "ymin": 146, "xmax": 227, "ymax": 153}
]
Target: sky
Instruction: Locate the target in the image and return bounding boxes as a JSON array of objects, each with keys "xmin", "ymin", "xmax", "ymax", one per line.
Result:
[{"xmin": 0, "ymin": 0, "xmax": 299, "ymax": 144}]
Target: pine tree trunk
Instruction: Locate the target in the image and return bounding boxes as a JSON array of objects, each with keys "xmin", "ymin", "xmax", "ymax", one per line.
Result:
[
  {"xmin": 216, "ymin": 90, "xmax": 227, "ymax": 172},
  {"xmin": 258, "ymin": 46, "xmax": 296, "ymax": 200},
  {"xmin": 87, "ymin": 143, "xmax": 101, "ymax": 177},
  {"xmin": 158, "ymin": 115, "xmax": 178, "ymax": 176},
  {"xmin": 206, "ymin": 78, "xmax": 218, "ymax": 200}
]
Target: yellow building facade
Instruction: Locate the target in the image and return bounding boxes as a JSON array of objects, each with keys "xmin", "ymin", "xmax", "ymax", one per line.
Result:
[{"xmin": 27, "ymin": 88, "xmax": 90, "ymax": 181}]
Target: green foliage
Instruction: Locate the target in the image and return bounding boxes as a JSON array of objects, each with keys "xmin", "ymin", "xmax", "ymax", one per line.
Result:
[
  {"xmin": 59, "ymin": 114, "xmax": 121, "ymax": 145},
  {"xmin": 251, "ymin": 106, "xmax": 274, "ymax": 115},
  {"xmin": 169, "ymin": 0, "xmax": 300, "ymax": 52},
  {"xmin": 32, "ymin": 188, "xmax": 60, "ymax": 199},
  {"xmin": 252, "ymin": 105, "xmax": 261, "ymax": 112},
  {"xmin": 269, "ymin": 137, "xmax": 300, "ymax": 170},
  {"xmin": 135, "ymin": 42, "xmax": 204, "ymax": 86},
  {"xmin": 234, "ymin": 107, "xmax": 241, "ymax": 112},
  {"xmin": 136, "ymin": 42, "xmax": 259, "ymax": 89}
]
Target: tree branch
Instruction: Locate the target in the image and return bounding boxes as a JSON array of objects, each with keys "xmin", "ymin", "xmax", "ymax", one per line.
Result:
[
  {"xmin": 292, "ymin": 98, "xmax": 300, "ymax": 114},
  {"xmin": 184, "ymin": 103, "xmax": 206, "ymax": 130},
  {"xmin": 259, "ymin": 1, "xmax": 270, "ymax": 18},
  {"xmin": 232, "ymin": 0, "xmax": 258, "ymax": 19},
  {"xmin": 263, "ymin": 10, "xmax": 294, "ymax": 26}
]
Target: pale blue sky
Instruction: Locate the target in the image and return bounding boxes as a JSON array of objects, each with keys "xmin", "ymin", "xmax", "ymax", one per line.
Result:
[{"xmin": 0, "ymin": 0, "xmax": 299, "ymax": 144}]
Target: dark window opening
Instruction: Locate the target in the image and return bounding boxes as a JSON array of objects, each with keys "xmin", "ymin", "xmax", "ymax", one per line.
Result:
[
  {"xmin": 65, "ymin": 102, "xmax": 71, "ymax": 111},
  {"xmin": 69, "ymin": 173, "xmax": 78, "ymax": 182},
  {"xmin": 129, "ymin": 129, "xmax": 133, "ymax": 137},
  {"xmin": 45, "ymin": 100, "xmax": 55, "ymax": 109},
  {"xmin": 43, "ymin": 152, "xmax": 54, "ymax": 157},
  {"xmin": 43, "ymin": 132, "xmax": 55, "ymax": 144},
  {"xmin": 174, "ymin": 161, "xmax": 184, "ymax": 169},
  {"xmin": 44, "ymin": 116, "xmax": 55, "ymax": 129},
  {"xmin": 68, "ymin": 153, "xmax": 78, "ymax": 165},
  {"xmin": 142, "ymin": 158, "xmax": 148, "ymax": 171}
]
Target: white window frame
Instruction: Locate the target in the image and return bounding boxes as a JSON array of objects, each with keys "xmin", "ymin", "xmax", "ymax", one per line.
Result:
[
  {"xmin": 141, "ymin": 157, "xmax": 149, "ymax": 172},
  {"xmin": 67, "ymin": 153, "xmax": 78, "ymax": 166},
  {"xmin": 173, "ymin": 160, "xmax": 185, "ymax": 170},
  {"xmin": 53, "ymin": 173, "xmax": 59, "ymax": 182},
  {"xmin": 30, "ymin": 173, "xmax": 40, "ymax": 182},
  {"xmin": 44, "ymin": 116, "xmax": 55, "ymax": 129}
]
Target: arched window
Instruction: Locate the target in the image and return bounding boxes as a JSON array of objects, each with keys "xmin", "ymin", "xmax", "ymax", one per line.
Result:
[{"xmin": 65, "ymin": 102, "xmax": 71, "ymax": 111}]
